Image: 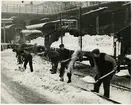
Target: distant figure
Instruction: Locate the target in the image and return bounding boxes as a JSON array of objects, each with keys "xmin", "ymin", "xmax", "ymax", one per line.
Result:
[
  {"xmin": 91, "ymin": 49, "xmax": 117, "ymax": 98},
  {"xmin": 58, "ymin": 44, "xmax": 72, "ymax": 82},
  {"xmin": 20, "ymin": 50, "xmax": 33, "ymax": 72}
]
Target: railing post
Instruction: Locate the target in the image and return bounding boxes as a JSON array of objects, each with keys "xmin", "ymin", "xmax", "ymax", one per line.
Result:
[
  {"xmin": 112, "ymin": 13, "xmax": 116, "ymax": 59},
  {"xmin": 3, "ymin": 22, "xmax": 6, "ymax": 43},
  {"xmin": 60, "ymin": 13, "xmax": 63, "ymax": 44},
  {"xmin": 125, "ymin": 8, "xmax": 128, "ymax": 24},
  {"xmin": 78, "ymin": 7, "xmax": 82, "ymax": 50},
  {"xmin": 96, "ymin": 15, "xmax": 99, "ymax": 34}
]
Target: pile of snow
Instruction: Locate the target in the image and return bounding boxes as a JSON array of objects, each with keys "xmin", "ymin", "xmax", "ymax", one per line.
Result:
[
  {"xmin": 29, "ymin": 33, "xmax": 120, "ymax": 56},
  {"xmin": 51, "ymin": 33, "xmax": 115, "ymax": 55},
  {"xmin": 51, "ymin": 33, "xmax": 80, "ymax": 50},
  {"xmin": 82, "ymin": 35, "xmax": 114, "ymax": 55},
  {"xmin": 115, "ymin": 70, "xmax": 130, "ymax": 77},
  {"xmin": 81, "ymin": 76, "xmax": 95, "ymax": 83},
  {"xmin": 30, "ymin": 37, "xmax": 44, "ymax": 46}
]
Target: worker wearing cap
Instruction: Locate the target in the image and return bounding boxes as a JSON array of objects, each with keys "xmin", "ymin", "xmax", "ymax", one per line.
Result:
[
  {"xmin": 91, "ymin": 49, "xmax": 117, "ymax": 98},
  {"xmin": 58, "ymin": 44, "xmax": 72, "ymax": 82},
  {"xmin": 12, "ymin": 48, "xmax": 23, "ymax": 64}
]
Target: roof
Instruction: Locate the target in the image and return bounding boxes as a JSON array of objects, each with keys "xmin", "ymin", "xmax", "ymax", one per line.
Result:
[
  {"xmin": 26, "ymin": 19, "xmax": 77, "ymax": 30},
  {"xmin": 26, "ymin": 23, "xmax": 47, "ymax": 30},
  {"xmin": 82, "ymin": 7, "xmax": 108, "ymax": 16},
  {"xmin": 1, "ymin": 24, "xmax": 15, "ymax": 29},
  {"xmin": 21, "ymin": 29, "xmax": 42, "ymax": 35},
  {"xmin": 46, "ymin": 2, "xmax": 130, "ymax": 35}
]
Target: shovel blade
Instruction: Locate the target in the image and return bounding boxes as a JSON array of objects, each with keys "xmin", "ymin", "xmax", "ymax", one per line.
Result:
[{"xmin": 81, "ymin": 75, "xmax": 96, "ymax": 84}]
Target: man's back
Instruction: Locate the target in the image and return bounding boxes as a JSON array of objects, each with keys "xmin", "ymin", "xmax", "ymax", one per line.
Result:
[
  {"xmin": 58, "ymin": 48, "xmax": 71, "ymax": 61},
  {"xmin": 95, "ymin": 53, "xmax": 116, "ymax": 74}
]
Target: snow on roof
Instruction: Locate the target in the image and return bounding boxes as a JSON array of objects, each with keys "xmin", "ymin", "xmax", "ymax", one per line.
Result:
[
  {"xmin": 1, "ymin": 24, "xmax": 15, "ymax": 29},
  {"xmin": 52, "ymin": 19, "xmax": 77, "ymax": 23},
  {"xmin": 82, "ymin": 7, "xmax": 108, "ymax": 16},
  {"xmin": 40, "ymin": 18, "xmax": 50, "ymax": 21},
  {"xmin": 21, "ymin": 30, "xmax": 42, "ymax": 34},
  {"xmin": 26, "ymin": 23, "xmax": 47, "ymax": 30},
  {"xmin": 26, "ymin": 19, "xmax": 77, "ymax": 30}
]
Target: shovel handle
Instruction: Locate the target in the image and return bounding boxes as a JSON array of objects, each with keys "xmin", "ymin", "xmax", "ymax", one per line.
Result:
[{"xmin": 95, "ymin": 69, "xmax": 116, "ymax": 83}]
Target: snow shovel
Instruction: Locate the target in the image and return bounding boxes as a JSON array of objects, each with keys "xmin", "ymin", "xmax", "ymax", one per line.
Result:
[{"xmin": 81, "ymin": 69, "xmax": 116, "ymax": 84}]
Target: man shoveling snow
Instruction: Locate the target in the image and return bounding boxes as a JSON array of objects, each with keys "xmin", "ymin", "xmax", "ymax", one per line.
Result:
[
  {"xmin": 59, "ymin": 49, "xmax": 82, "ymax": 83},
  {"xmin": 13, "ymin": 49, "xmax": 34, "ymax": 72},
  {"xmin": 91, "ymin": 49, "xmax": 117, "ymax": 98}
]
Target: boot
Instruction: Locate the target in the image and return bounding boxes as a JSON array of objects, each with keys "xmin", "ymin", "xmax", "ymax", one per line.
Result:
[
  {"xmin": 60, "ymin": 78, "xmax": 64, "ymax": 82},
  {"xmin": 51, "ymin": 70, "xmax": 56, "ymax": 74},
  {"xmin": 67, "ymin": 73, "xmax": 71, "ymax": 83}
]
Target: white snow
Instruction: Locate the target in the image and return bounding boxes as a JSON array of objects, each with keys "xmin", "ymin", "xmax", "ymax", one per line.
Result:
[
  {"xmin": 30, "ymin": 37, "xmax": 44, "ymax": 46},
  {"xmin": 126, "ymin": 55, "xmax": 131, "ymax": 60},
  {"xmin": 115, "ymin": 70, "xmax": 130, "ymax": 77},
  {"xmin": 51, "ymin": 32, "xmax": 80, "ymax": 50},
  {"xmin": 51, "ymin": 33, "xmax": 118, "ymax": 55},
  {"xmin": 81, "ymin": 76, "xmax": 95, "ymax": 83},
  {"xmin": 1, "ymin": 49, "xmax": 114, "ymax": 104},
  {"xmin": 29, "ymin": 32, "xmax": 121, "ymax": 56}
]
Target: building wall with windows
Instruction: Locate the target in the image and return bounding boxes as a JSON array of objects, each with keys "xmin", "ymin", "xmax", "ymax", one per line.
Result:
[{"xmin": 1, "ymin": 1, "xmax": 110, "ymax": 14}]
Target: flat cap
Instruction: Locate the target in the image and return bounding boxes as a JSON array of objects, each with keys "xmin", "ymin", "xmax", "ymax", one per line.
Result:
[{"xmin": 92, "ymin": 49, "xmax": 100, "ymax": 54}]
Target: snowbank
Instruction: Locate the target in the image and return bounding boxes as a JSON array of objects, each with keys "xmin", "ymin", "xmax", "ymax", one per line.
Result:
[
  {"xmin": 51, "ymin": 33, "xmax": 80, "ymax": 50},
  {"xmin": 29, "ymin": 33, "xmax": 121, "ymax": 56},
  {"xmin": 51, "ymin": 33, "xmax": 115, "ymax": 55},
  {"xmin": 30, "ymin": 37, "xmax": 44, "ymax": 46}
]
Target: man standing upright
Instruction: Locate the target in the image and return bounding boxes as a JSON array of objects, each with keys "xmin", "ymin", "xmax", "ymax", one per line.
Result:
[{"xmin": 91, "ymin": 49, "xmax": 117, "ymax": 98}]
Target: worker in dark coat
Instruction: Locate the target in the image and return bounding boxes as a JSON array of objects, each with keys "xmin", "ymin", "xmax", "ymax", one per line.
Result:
[
  {"xmin": 47, "ymin": 49, "xmax": 60, "ymax": 74},
  {"xmin": 12, "ymin": 48, "xmax": 23, "ymax": 64},
  {"xmin": 91, "ymin": 49, "xmax": 117, "ymax": 98},
  {"xmin": 57, "ymin": 44, "xmax": 72, "ymax": 82},
  {"xmin": 19, "ymin": 50, "xmax": 33, "ymax": 72}
]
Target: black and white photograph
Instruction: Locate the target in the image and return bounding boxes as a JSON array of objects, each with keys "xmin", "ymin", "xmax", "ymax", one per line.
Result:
[{"xmin": 1, "ymin": 1, "xmax": 131, "ymax": 104}]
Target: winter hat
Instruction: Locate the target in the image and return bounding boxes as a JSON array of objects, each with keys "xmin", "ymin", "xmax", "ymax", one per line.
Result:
[
  {"xmin": 59, "ymin": 44, "xmax": 64, "ymax": 48},
  {"xmin": 92, "ymin": 49, "xmax": 100, "ymax": 54}
]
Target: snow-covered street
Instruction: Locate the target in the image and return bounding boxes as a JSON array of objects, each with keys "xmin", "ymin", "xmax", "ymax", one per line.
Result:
[
  {"xmin": 1, "ymin": 49, "xmax": 130, "ymax": 104},
  {"xmin": 1, "ymin": 1, "xmax": 131, "ymax": 104}
]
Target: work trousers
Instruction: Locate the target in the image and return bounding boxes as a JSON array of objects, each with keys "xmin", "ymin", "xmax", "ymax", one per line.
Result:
[
  {"xmin": 59, "ymin": 60, "xmax": 70, "ymax": 79},
  {"xmin": 94, "ymin": 72, "xmax": 114, "ymax": 98},
  {"xmin": 51, "ymin": 60, "xmax": 58, "ymax": 73},
  {"xmin": 17, "ymin": 55, "xmax": 23, "ymax": 64},
  {"xmin": 24, "ymin": 55, "xmax": 33, "ymax": 72}
]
